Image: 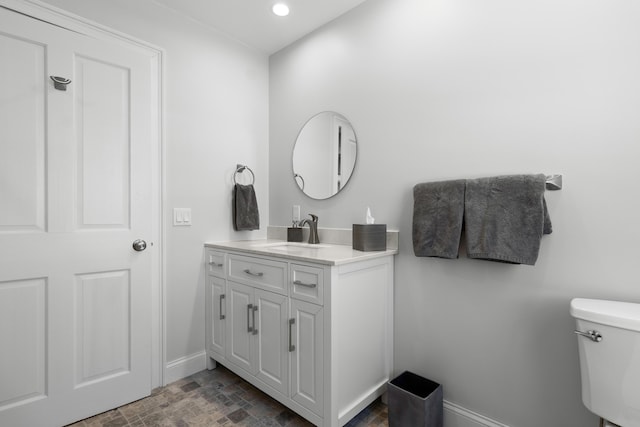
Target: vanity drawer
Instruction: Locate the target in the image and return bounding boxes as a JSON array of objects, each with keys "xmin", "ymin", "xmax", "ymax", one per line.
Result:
[
  {"xmin": 206, "ymin": 250, "xmax": 226, "ymax": 278},
  {"xmin": 290, "ymin": 264, "xmax": 324, "ymax": 305},
  {"xmin": 228, "ymin": 254, "xmax": 287, "ymax": 295}
]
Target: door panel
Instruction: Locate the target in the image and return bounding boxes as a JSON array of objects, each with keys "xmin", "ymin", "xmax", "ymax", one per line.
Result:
[
  {"xmin": 255, "ymin": 289, "xmax": 288, "ymax": 396},
  {"xmin": 209, "ymin": 276, "xmax": 226, "ymax": 356},
  {"xmin": 0, "ymin": 31, "xmax": 46, "ymax": 231},
  {"xmin": 226, "ymin": 282, "xmax": 255, "ymax": 373},
  {"xmin": 0, "ymin": 278, "xmax": 46, "ymax": 409},
  {"xmin": 290, "ymin": 299, "xmax": 324, "ymax": 416},
  {"xmin": 75, "ymin": 270, "xmax": 131, "ymax": 385},
  {"xmin": 0, "ymin": 6, "xmax": 154, "ymax": 426},
  {"xmin": 75, "ymin": 55, "xmax": 131, "ymax": 228}
]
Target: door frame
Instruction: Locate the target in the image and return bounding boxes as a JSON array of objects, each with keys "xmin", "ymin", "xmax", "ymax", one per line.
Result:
[{"xmin": 0, "ymin": 0, "xmax": 166, "ymax": 389}]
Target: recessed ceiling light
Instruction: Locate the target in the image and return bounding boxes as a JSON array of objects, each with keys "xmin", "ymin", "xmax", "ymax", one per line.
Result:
[{"xmin": 272, "ymin": 3, "xmax": 290, "ymax": 17}]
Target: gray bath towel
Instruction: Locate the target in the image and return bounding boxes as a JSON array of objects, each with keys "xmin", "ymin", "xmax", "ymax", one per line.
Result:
[
  {"xmin": 413, "ymin": 180, "xmax": 466, "ymax": 258},
  {"xmin": 464, "ymin": 174, "xmax": 552, "ymax": 265},
  {"xmin": 233, "ymin": 184, "xmax": 260, "ymax": 231}
]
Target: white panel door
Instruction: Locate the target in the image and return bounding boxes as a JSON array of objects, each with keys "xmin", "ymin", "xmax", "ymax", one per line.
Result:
[
  {"xmin": 226, "ymin": 281, "xmax": 256, "ymax": 374},
  {"xmin": 0, "ymin": 7, "xmax": 154, "ymax": 427},
  {"xmin": 254, "ymin": 289, "xmax": 288, "ymax": 396},
  {"xmin": 208, "ymin": 276, "xmax": 226, "ymax": 357},
  {"xmin": 290, "ymin": 299, "xmax": 324, "ymax": 416}
]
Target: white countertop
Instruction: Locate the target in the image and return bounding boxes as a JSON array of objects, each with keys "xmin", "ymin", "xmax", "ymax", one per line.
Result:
[{"xmin": 204, "ymin": 239, "xmax": 397, "ymax": 266}]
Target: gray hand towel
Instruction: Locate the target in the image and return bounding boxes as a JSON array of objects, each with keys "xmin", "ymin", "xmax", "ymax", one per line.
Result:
[
  {"xmin": 464, "ymin": 174, "xmax": 551, "ymax": 265},
  {"xmin": 413, "ymin": 180, "xmax": 466, "ymax": 258},
  {"xmin": 233, "ymin": 184, "xmax": 260, "ymax": 231}
]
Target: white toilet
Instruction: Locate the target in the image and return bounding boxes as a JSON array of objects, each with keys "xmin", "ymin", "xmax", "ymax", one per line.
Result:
[{"xmin": 570, "ymin": 298, "xmax": 640, "ymax": 427}]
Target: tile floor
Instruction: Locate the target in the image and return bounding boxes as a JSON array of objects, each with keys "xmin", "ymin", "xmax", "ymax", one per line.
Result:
[{"xmin": 68, "ymin": 364, "xmax": 388, "ymax": 427}]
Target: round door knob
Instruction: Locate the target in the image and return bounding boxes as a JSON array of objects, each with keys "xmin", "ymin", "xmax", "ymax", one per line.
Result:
[{"xmin": 132, "ymin": 239, "xmax": 147, "ymax": 252}]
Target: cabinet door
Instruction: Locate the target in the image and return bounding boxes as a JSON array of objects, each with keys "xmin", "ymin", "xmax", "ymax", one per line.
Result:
[
  {"xmin": 208, "ymin": 276, "xmax": 226, "ymax": 357},
  {"xmin": 254, "ymin": 289, "xmax": 289, "ymax": 396},
  {"xmin": 290, "ymin": 299, "xmax": 324, "ymax": 416},
  {"xmin": 226, "ymin": 282, "xmax": 256, "ymax": 374}
]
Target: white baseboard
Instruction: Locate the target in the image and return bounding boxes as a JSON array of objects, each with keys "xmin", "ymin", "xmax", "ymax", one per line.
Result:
[
  {"xmin": 164, "ymin": 351, "xmax": 207, "ymax": 385},
  {"xmin": 444, "ymin": 400, "xmax": 510, "ymax": 427}
]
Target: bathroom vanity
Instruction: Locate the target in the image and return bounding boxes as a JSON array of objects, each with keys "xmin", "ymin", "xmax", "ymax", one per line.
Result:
[{"xmin": 203, "ymin": 239, "xmax": 396, "ymax": 427}]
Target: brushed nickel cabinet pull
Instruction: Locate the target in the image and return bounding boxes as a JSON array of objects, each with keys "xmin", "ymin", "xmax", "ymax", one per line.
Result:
[
  {"xmin": 293, "ymin": 279, "xmax": 317, "ymax": 288},
  {"xmin": 288, "ymin": 318, "xmax": 295, "ymax": 352},
  {"xmin": 244, "ymin": 269, "xmax": 264, "ymax": 277},
  {"xmin": 252, "ymin": 305, "xmax": 258, "ymax": 335},
  {"xmin": 247, "ymin": 304, "xmax": 253, "ymax": 333},
  {"xmin": 219, "ymin": 294, "xmax": 226, "ymax": 320}
]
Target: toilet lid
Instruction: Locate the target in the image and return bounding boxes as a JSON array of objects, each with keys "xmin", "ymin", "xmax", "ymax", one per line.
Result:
[{"xmin": 570, "ymin": 298, "xmax": 640, "ymax": 331}]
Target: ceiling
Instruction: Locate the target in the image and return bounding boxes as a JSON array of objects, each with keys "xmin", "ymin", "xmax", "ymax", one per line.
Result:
[{"xmin": 151, "ymin": 0, "xmax": 369, "ymax": 55}]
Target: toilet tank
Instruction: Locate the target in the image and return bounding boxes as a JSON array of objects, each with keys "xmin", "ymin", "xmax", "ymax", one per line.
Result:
[{"xmin": 570, "ymin": 298, "xmax": 640, "ymax": 426}]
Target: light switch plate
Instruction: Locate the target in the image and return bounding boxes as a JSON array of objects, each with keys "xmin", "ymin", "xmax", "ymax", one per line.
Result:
[{"xmin": 173, "ymin": 208, "xmax": 192, "ymax": 226}]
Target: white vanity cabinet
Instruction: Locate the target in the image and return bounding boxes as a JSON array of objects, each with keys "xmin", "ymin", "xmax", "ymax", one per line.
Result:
[{"xmin": 204, "ymin": 242, "xmax": 395, "ymax": 427}]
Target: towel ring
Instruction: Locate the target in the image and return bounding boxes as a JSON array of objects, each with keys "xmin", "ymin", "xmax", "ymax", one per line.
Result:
[{"xmin": 234, "ymin": 164, "xmax": 255, "ymax": 185}]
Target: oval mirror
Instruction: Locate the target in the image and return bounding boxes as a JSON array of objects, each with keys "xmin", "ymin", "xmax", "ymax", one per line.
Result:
[{"xmin": 292, "ymin": 112, "xmax": 357, "ymax": 200}]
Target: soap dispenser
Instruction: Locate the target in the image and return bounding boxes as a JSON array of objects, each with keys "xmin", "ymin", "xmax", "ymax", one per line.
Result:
[{"xmin": 287, "ymin": 205, "xmax": 303, "ymax": 242}]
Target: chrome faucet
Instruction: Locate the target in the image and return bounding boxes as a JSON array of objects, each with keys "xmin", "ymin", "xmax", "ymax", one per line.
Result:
[{"xmin": 300, "ymin": 214, "xmax": 320, "ymax": 244}]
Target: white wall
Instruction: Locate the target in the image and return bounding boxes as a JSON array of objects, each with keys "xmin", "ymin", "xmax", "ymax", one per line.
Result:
[
  {"xmin": 270, "ymin": 0, "xmax": 640, "ymax": 426},
  {"xmin": 40, "ymin": 0, "xmax": 269, "ymax": 379}
]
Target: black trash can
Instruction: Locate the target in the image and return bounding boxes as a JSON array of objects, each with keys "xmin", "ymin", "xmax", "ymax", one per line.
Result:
[{"xmin": 387, "ymin": 371, "xmax": 443, "ymax": 427}]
